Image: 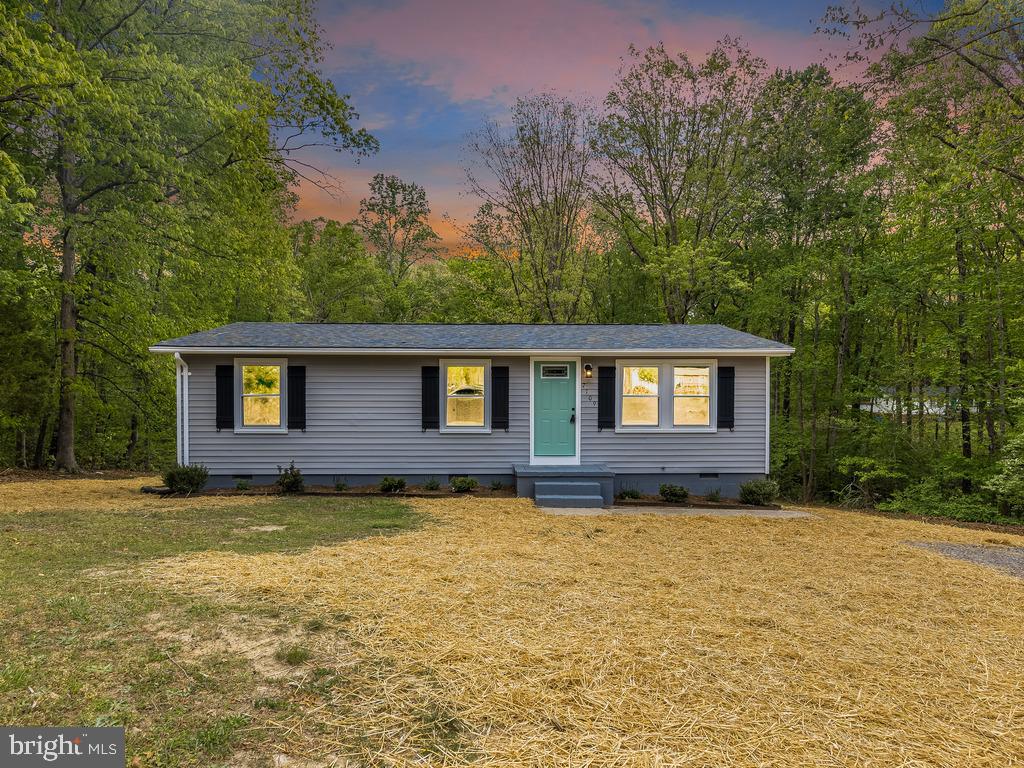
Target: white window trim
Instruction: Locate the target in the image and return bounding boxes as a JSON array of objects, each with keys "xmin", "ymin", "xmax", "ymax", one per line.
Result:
[
  {"xmin": 529, "ymin": 356, "xmax": 582, "ymax": 466},
  {"xmin": 234, "ymin": 357, "xmax": 288, "ymax": 434},
  {"xmin": 615, "ymin": 358, "xmax": 718, "ymax": 433},
  {"xmin": 440, "ymin": 358, "xmax": 491, "ymax": 434}
]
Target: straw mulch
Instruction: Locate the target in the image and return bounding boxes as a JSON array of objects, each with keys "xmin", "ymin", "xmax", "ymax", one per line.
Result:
[
  {"xmin": 147, "ymin": 498, "xmax": 1024, "ymax": 767},
  {"xmin": 0, "ymin": 476, "xmax": 271, "ymax": 514}
]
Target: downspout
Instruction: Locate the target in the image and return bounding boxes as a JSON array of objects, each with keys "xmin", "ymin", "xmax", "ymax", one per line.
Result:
[{"xmin": 174, "ymin": 353, "xmax": 190, "ymax": 465}]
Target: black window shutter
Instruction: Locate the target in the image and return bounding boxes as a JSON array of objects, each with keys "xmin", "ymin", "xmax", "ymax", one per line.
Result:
[
  {"xmin": 492, "ymin": 366, "xmax": 509, "ymax": 431},
  {"xmin": 215, "ymin": 365, "xmax": 234, "ymax": 431},
  {"xmin": 422, "ymin": 366, "xmax": 440, "ymax": 430},
  {"xmin": 717, "ymin": 366, "xmax": 735, "ymax": 430},
  {"xmin": 287, "ymin": 366, "xmax": 306, "ymax": 430},
  {"xmin": 597, "ymin": 366, "xmax": 615, "ymax": 430}
]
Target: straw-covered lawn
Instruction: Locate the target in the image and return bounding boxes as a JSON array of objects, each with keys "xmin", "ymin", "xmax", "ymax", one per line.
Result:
[{"xmin": 148, "ymin": 497, "xmax": 1024, "ymax": 767}]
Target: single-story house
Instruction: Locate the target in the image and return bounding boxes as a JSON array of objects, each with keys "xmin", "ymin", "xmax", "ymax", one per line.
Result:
[{"xmin": 150, "ymin": 323, "xmax": 794, "ymax": 506}]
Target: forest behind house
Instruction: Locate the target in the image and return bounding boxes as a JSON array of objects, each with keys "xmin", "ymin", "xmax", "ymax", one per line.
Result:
[{"xmin": 2, "ymin": 0, "xmax": 1023, "ymax": 521}]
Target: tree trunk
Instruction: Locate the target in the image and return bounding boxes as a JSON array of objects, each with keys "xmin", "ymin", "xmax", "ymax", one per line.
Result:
[
  {"xmin": 32, "ymin": 412, "xmax": 50, "ymax": 469},
  {"xmin": 955, "ymin": 230, "xmax": 971, "ymax": 493},
  {"xmin": 55, "ymin": 135, "xmax": 80, "ymax": 472}
]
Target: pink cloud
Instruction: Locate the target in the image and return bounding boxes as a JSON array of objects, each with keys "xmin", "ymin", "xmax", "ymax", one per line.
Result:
[{"xmin": 322, "ymin": 0, "xmax": 847, "ymax": 104}]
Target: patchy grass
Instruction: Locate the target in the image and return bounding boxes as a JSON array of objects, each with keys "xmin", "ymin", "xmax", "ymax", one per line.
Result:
[
  {"xmin": 0, "ymin": 476, "xmax": 419, "ymax": 767},
  {"xmin": 151, "ymin": 497, "xmax": 1024, "ymax": 767}
]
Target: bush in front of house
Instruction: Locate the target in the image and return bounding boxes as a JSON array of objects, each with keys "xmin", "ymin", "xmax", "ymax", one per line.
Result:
[
  {"xmin": 235, "ymin": 479, "xmax": 251, "ymax": 491},
  {"xmin": 659, "ymin": 484, "xmax": 688, "ymax": 503},
  {"xmin": 423, "ymin": 477, "xmax": 440, "ymax": 491},
  {"xmin": 739, "ymin": 478, "xmax": 779, "ymax": 506},
  {"xmin": 706, "ymin": 488, "xmax": 722, "ymax": 502},
  {"xmin": 334, "ymin": 481, "xmax": 348, "ymax": 492},
  {"xmin": 379, "ymin": 476, "xmax": 406, "ymax": 494},
  {"xmin": 617, "ymin": 487, "xmax": 641, "ymax": 500},
  {"xmin": 450, "ymin": 476, "xmax": 478, "ymax": 493},
  {"xmin": 163, "ymin": 464, "xmax": 209, "ymax": 495},
  {"xmin": 490, "ymin": 479, "xmax": 504, "ymax": 491},
  {"xmin": 276, "ymin": 461, "xmax": 305, "ymax": 493}
]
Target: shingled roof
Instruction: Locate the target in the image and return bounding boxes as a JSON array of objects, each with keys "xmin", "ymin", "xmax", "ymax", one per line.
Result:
[{"xmin": 151, "ymin": 323, "xmax": 793, "ymax": 354}]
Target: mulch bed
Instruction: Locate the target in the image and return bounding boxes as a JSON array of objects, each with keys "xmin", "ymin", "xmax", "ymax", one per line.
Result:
[
  {"xmin": 0, "ymin": 468, "xmax": 150, "ymax": 484},
  {"xmin": 197, "ymin": 484, "xmax": 518, "ymax": 500},
  {"xmin": 615, "ymin": 497, "xmax": 781, "ymax": 511}
]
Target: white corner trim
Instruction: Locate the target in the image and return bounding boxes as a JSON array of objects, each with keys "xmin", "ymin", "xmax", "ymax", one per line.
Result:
[
  {"xmin": 174, "ymin": 353, "xmax": 189, "ymax": 465},
  {"xmin": 529, "ymin": 356, "xmax": 582, "ymax": 466},
  {"xmin": 765, "ymin": 356, "xmax": 771, "ymax": 475}
]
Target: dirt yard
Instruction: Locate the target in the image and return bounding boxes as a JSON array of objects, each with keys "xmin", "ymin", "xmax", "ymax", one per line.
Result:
[{"xmin": 2, "ymin": 477, "xmax": 1023, "ymax": 767}]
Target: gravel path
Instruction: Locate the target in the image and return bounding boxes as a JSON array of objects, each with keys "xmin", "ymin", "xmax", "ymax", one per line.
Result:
[{"xmin": 913, "ymin": 542, "xmax": 1024, "ymax": 579}]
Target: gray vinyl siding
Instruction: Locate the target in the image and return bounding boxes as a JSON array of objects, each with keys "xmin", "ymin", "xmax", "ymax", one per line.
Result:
[
  {"xmin": 579, "ymin": 356, "xmax": 767, "ymax": 474},
  {"xmin": 184, "ymin": 354, "xmax": 767, "ymax": 477},
  {"xmin": 186, "ymin": 355, "xmax": 531, "ymax": 475}
]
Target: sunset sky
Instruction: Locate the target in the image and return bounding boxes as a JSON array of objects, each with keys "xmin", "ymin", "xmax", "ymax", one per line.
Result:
[{"xmin": 292, "ymin": 0, "xmax": 939, "ymax": 243}]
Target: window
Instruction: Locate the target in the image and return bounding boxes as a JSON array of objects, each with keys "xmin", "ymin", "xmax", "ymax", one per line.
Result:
[
  {"xmin": 617, "ymin": 360, "xmax": 716, "ymax": 431},
  {"xmin": 621, "ymin": 365, "xmax": 659, "ymax": 426},
  {"xmin": 673, "ymin": 366, "xmax": 711, "ymax": 426},
  {"xmin": 236, "ymin": 359, "xmax": 286, "ymax": 431},
  {"xmin": 541, "ymin": 364, "xmax": 569, "ymax": 378},
  {"xmin": 442, "ymin": 360, "xmax": 490, "ymax": 431}
]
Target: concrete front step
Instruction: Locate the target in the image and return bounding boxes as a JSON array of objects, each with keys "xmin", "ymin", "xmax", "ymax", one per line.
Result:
[
  {"xmin": 533, "ymin": 480, "xmax": 603, "ymax": 497},
  {"xmin": 534, "ymin": 494, "xmax": 607, "ymax": 508}
]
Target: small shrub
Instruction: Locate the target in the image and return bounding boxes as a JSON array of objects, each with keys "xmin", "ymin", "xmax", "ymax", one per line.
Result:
[
  {"xmin": 276, "ymin": 461, "xmax": 304, "ymax": 493},
  {"xmin": 234, "ymin": 479, "xmax": 250, "ymax": 491},
  {"xmin": 274, "ymin": 645, "xmax": 311, "ymax": 666},
  {"xmin": 837, "ymin": 456, "xmax": 908, "ymax": 506},
  {"xmin": 163, "ymin": 464, "xmax": 209, "ymax": 495},
  {"xmin": 739, "ymin": 478, "xmax": 779, "ymax": 506},
  {"xmin": 334, "ymin": 480, "xmax": 348, "ymax": 492},
  {"xmin": 659, "ymin": 484, "xmax": 688, "ymax": 503},
  {"xmin": 490, "ymin": 479, "xmax": 504, "ymax": 491},
  {"xmin": 450, "ymin": 476, "xmax": 478, "ymax": 493},
  {"xmin": 983, "ymin": 432, "xmax": 1024, "ymax": 517},
  {"xmin": 880, "ymin": 480, "xmax": 1011, "ymax": 524},
  {"xmin": 379, "ymin": 476, "xmax": 407, "ymax": 494},
  {"xmin": 423, "ymin": 477, "xmax": 441, "ymax": 491},
  {"xmin": 706, "ymin": 488, "xmax": 722, "ymax": 502},
  {"xmin": 617, "ymin": 487, "xmax": 641, "ymax": 500}
]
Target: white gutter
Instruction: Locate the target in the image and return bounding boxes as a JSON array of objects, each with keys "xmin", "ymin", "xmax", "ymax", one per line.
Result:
[
  {"xmin": 174, "ymin": 353, "xmax": 189, "ymax": 466},
  {"xmin": 151, "ymin": 346, "xmax": 795, "ymax": 357}
]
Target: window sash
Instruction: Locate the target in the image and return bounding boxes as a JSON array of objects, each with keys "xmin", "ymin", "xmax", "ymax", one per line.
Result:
[
  {"xmin": 617, "ymin": 360, "xmax": 716, "ymax": 431},
  {"xmin": 235, "ymin": 359, "xmax": 287, "ymax": 432},
  {"xmin": 441, "ymin": 359, "xmax": 490, "ymax": 431}
]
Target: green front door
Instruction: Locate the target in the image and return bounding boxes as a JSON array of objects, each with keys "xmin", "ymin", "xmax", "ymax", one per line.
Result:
[{"xmin": 533, "ymin": 361, "xmax": 576, "ymax": 457}]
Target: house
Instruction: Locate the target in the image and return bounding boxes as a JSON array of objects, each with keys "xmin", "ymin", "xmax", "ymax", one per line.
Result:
[{"xmin": 150, "ymin": 323, "xmax": 794, "ymax": 506}]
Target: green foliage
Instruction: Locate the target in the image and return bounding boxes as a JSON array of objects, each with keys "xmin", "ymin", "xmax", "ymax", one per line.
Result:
[
  {"xmin": 879, "ymin": 480, "xmax": 1015, "ymax": 525},
  {"xmin": 235, "ymin": 480, "xmax": 251, "ymax": 491},
  {"xmin": 162, "ymin": 464, "xmax": 209, "ymax": 495},
  {"xmin": 334, "ymin": 481, "xmax": 348, "ymax": 492},
  {"xmin": 276, "ymin": 462, "xmax": 305, "ymax": 494},
  {"xmin": 379, "ymin": 476, "xmax": 407, "ymax": 494},
  {"xmin": 706, "ymin": 488, "xmax": 722, "ymax": 502},
  {"xmin": 836, "ymin": 457, "xmax": 908, "ymax": 507},
  {"xmin": 450, "ymin": 476, "xmax": 478, "ymax": 493},
  {"xmin": 489, "ymin": 479, "xmax": 504, "ymax": 491},
  {"xmin": 739, "ymin": 479, "xmax": 780, "ymax": 506},
  {"xmin": 617, "ymin": 487, "xmax": 642, "ymax": 500},
  {"xmin": 982, "ymin": 432, "xmax": 1024, "ymax": 517},
  {"xmin": 423, "ymin": 477, "xmax": 441, "ymax": 491},
  {"xmin": 659, "ymin": 484, "xmax": 689, "ymax": 503}
]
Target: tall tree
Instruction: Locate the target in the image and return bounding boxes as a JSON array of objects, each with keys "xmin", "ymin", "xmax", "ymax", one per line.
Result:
[
  {"xmin": 2, "ymin": 0, "xmax": 375, "ymax": 470},
  {"xmin": 463, "ymin": 93, "xmax": 598, "ymax": 322},
  {"xmin": 357, "ymin": 173, "xmax": 440, "ymax": 293}
]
